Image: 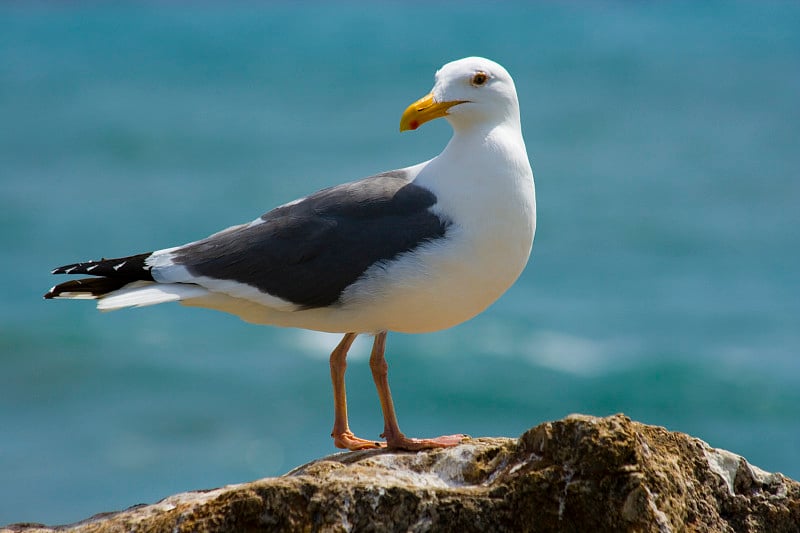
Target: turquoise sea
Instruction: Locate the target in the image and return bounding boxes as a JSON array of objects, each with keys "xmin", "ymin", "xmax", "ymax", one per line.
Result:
[{"xmin": 2, "ymin": 2, "xmax": 798, "ymax": 525}]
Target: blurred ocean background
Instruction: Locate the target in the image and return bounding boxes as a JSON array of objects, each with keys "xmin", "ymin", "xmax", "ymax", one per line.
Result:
[{"xmin": 1, "ymin": 1, "xmax": 798, "ymax": 525}]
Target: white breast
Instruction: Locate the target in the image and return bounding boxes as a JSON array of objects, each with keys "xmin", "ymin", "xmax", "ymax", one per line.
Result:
[{"xmin": 334, "ymin": 124, "xmax": 536, "ymax": 334}]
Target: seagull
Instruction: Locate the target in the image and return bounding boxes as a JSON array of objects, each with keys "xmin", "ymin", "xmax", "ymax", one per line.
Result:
[{"xmin": 45, "ymin": 57, "xmax": 536, "ymax": 451}]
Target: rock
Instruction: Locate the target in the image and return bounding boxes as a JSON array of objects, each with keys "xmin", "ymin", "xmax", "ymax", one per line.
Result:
[{"xmin": 5, "ymin": 414, "xmax": 799, "ymax": 532}]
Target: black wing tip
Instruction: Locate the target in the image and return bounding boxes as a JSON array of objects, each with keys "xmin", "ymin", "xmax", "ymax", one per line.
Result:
[
  {"xmin": 48, "ymin": 253, "xmax": 156, "ymax": 280},
  {"xmin": 50, "ymin": 260, "xmax": 102, "ymax": 275},
  {"xmin": 44, "ymin": 277, "xmax": 131, "ymax": 300},
  {"xmin": 43, "ymin": 283, "xmax": 71, "ymax": 299}
]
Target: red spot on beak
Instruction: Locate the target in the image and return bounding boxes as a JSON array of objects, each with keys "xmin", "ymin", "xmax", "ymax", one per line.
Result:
[{"xmin": 409, "ymin": 120, "xmax": 419, "ymax": 130}]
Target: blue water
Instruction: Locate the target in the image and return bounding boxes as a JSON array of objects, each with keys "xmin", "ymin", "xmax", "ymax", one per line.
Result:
[{"xmin": 2, "ymin": 2, "xmax": 799, "ymax": 525}]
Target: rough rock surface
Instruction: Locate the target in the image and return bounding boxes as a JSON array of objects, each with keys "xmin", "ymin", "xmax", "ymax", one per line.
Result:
[{"xmin": 5, "ymin": 414, "xmax": 799, "ymax": 532}]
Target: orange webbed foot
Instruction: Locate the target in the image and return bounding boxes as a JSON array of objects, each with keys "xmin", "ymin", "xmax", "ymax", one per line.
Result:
[
  {"xmin": 383, "ymin": 432, "xmax": 469, "ymax": 451},
  {"xmin": 332, "ymin": 430, "xmax": 386, "ymax": 451}
]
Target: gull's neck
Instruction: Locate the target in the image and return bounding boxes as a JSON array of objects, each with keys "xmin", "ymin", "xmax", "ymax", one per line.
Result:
[
  {"xmin": 417, "ymin": 119, "xmax": 533, "ymax": 195},
  {"xmin": 409, "ymin": 117, "xmax": 536, "ymax": 264}
]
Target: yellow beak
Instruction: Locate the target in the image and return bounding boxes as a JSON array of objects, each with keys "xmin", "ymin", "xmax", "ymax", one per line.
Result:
[{"xmin": 399, "ymin": 93, "xmax": 468, "ymax": 132}]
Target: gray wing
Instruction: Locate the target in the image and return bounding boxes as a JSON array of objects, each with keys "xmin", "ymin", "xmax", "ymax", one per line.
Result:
[{"xmin": 170, "ymin": 170, "xmax": 450, "ymax": 309}]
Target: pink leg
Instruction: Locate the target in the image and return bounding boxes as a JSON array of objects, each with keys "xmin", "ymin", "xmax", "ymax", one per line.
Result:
[
  {"xmin": 330, "ymin": 333, "xmax": 383, "ymax": 451},
  {"xmin": 369, "ymin": 331, "xmax": 467, "ymax": 451}
]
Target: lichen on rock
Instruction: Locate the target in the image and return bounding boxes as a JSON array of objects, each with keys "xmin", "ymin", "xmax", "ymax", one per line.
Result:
[{"xmin": 5, "ymin": 414, "xmax": 800, "ymax": 532}]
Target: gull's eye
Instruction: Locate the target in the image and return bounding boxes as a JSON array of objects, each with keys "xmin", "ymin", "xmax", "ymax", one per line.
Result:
[{"xmin": 471, "ymin": 71, "xmax": 489, "ymax": 87}]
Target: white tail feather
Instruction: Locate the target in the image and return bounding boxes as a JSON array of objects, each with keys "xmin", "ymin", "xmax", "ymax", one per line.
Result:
[
  {"xmin": 49, "ymin": 291, "xmax": 98, "ymax": 300},
  {"xmin": 98, "ymin": 282, "xmax": 210, "ymax": 311}
]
